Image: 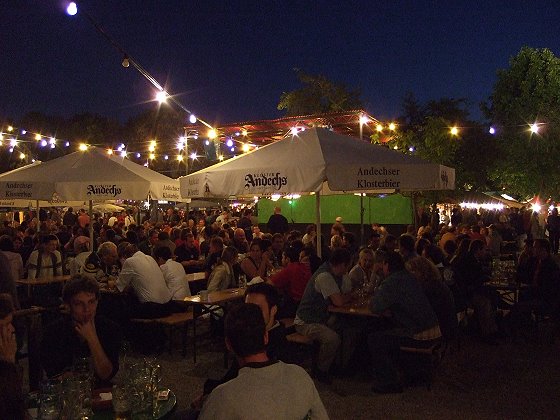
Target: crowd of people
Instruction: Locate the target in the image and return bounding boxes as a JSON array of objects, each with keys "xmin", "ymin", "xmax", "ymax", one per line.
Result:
[{"xmin": 1, "ymin": 202, "xmax": 559, "ymax": 417}]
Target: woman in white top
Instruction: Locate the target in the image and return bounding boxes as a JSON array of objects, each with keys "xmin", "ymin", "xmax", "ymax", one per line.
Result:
[
  {"xmin": 207, "ymin": 246, "xmax": 238, "ymax": 292},
  {"xmin": 26, "ymin": 234, "xmax": 63, "ymax": 279}
]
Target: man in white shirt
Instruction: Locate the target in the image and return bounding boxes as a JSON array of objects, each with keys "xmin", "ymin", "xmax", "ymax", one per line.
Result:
[
  {"xmin": 199, "ymin": 304, "xmax": 328, "ymax": 420},
  {"xmin": 116, "ymin": 246, "xmax": 176, "ymax": 318},
  {"xmin": 154, "ymin": 246, "xmax": 190, "ymax": 300}
]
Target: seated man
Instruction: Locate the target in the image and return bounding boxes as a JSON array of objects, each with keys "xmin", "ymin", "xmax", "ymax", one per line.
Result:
[
  {"xmin": 268, "ymin": 242, "xmax": 311, "ymax": 318},
  {"xmin": 174, "ymin": 232, "xmax": 202, "ymax": 274},
  {"xmin": 40, "ymin": 276, "xmax": 122, "ymax": 386},
  {"xmin": 199, "ymin": 283, "xmax": 287, "ymax": 402},
  {"xmin": 154, "ymin": 246, "xmax": 191, "ymax": 300},
  {"xmin": 232, "ymin": 228, "xmax": 250, "ymax": 254},
  {"xmin": 347, "ymin": 248, "xmax": 376, "ymax": 291},
  {"xmin": 116, "ymin": 245, "xmax": 177, "ymax": 318},
  {"xmin": 199, "ymin": 303, "xmax": 328, "ymax": 420},
  {"xmin": 368, "ymin": 251, "xmax": 440, "ymax": 394},
  {"xmin": 294, "ymin": 248, "xmax": 353, "ymax": 384},
  {"xmin": 82, "ymin": 241, "xmax": 120, "ymax": 285}
]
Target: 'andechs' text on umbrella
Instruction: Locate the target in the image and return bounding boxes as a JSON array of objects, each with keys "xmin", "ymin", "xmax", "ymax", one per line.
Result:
[
  {"xmin": 86, "ymin": 184, "xmax": 122, "ymax": 197},
  {"xmin": 244, "ymin": 173, "xmax": 288, "ymax": 190}
]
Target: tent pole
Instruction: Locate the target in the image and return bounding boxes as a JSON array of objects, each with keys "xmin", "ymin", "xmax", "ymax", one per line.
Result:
[
  {"xmin": 360, "ymin": 193, "xmax": 364, "ymax": 246},
  {"xmin": 88, "ymin": 200, "xmax": 94, "ymax": 251},
  {"xmin": 315, "ymin": 192, "xmax": 321, "ymax": 258}
]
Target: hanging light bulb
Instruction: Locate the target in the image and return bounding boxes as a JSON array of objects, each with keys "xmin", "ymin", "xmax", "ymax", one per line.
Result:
[{"xmin": 122, "ymin": 56, "xmax": 130, "ymax": 68}]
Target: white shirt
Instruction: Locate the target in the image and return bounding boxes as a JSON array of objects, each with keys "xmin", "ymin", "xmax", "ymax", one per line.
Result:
[
  {"xmin": 160, "ymin": 259, "xmax": 191, "ymax": 300},
  {"xmin": 117, "ymin": 251, "xmax": 172, "ymax": 303}
]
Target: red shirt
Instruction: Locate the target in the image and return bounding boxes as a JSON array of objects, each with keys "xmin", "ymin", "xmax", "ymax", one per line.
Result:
[{"xmin": 270, "ymin": 262, "xmax": 311, "ymax": 302}]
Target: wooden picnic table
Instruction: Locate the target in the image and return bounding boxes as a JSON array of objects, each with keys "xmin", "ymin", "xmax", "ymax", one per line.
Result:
[
  {"xmin": 328, "ymin": 302, "xmax": 378, "ymax": 317},
  {"xmin": 182, "ymin": 288, "xmax": 245, "ymax": 366}
]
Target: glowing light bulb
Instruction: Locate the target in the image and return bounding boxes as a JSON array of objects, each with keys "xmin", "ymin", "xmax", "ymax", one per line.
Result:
[
  {"xmin": 79, "ymin": 143, "xmax": 88, "ymax": 151},
  {"xmin": 177, "ymin": 155, "xmax": 184, "ymax": 162},
  {"xmin": 530, "ymin": 123, "xmax": 539, "ymax": 134},
  {"xmin": 359, "ymin": 115, "xmax": 369, "ymax": 125},
  {"xmin": 388, "ymin": 123, "xmax": 396, "ymax": 131},
  {"xmin": 489, "ymin": 127, "xmax": 496, "ymax": 135},
  {"xmin": 241, "ymin": 129, "xmax": 248, "ymax": 136},
  {"xmin": 65, "ymin": 141, "xmax": 70, "ymax": 147},
  {"xmin": 164, "ymin": 155, "xmax": 169, "ymax": 160},
  {"xmin": 190, "ymin": 152, "xmax": 197, "ymax": 160},
  {"xmin": 10, "ymin": 139, "xmax": 17, "ymax": 147},
  {"xmin": 376, "ymin": 124, "xmax": 383, "ymax": 132},
  {"xmin": 149, "ymin": 153, "xmax": 155, "ymax": 160},
  {"xmin": 40, "ymin": 140, "xmax": 47, "ymax": 147},
  {"xmin": 242, "ymin": 144, "xmax": 250, "ymax": 153},
  {"xmin": 450, "ymin": 126, "xmax": 459, "ymax": 136},
  {"xmin": 50, "ymin": 144, "xmax": 55, "ymax": 149},
  {"xmin": 66, "ymin": 2, "xmax": 78, "ymax": 15},
  {"xmin": 226, "ymin": 139, "xmax": 233, "ymax": 147},
  {"xmin": 35, "ymin": 134, "xmax": 41, "ymax": 141},
  {"xmin": 19, "ymin": 152, "xmax": 25, "ymax": 159},
  {"xmin": 205, "ymin": 140, "xmax": 210, "ymax": 146},
  {"xmin": 218, "ymin": 155, "xmax": 224, "ymax": 161},
  {"xmin": 136, "ymin": 153, "xmax": 141, "ymax": 158},
  {"xmin": 189, "ymin": 114, "xmax": 197, "ymax": 124},
  {"xmin": 120, "ymin": 151, "xmax": 127, "ymax": 157},
  {"xmin": 208, "ymin": 129, "xmax": 217, "ymax": 139},
  {"xmin": 291, "ymin": 127, "xmax": 299, "ymax": 136},
  {"xmin": 155, "ymin": 91, "xmax": 167, "ymax": 103},
  {"xmin": 107, "ymin": 149, "xmax": 113, "ymax": 155},
  {"xmin": 7, "ymin": 126, "xmax": 13, "ymax": 132}
]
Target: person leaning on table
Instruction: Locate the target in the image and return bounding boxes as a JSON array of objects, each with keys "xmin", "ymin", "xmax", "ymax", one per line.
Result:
[
  {"xmin": 207, "ymin": 246, "xmax": 239, "ymax": 292},
  {"xmin": 40, "ymin": 276, "xmax": 122, "ymax": 387}
]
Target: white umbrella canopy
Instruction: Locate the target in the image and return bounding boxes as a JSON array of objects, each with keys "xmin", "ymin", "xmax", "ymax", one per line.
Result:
[
  {"xmin": 92, "ymin": 203, "xmax": 125, "ymax": 213},
  {"xmin": 0, "ymin": 147, "xmax": 183, "ymax": 201},
  {"xmin": 181, "ymin": 127, "xmax": 455, "ymax": 198}
]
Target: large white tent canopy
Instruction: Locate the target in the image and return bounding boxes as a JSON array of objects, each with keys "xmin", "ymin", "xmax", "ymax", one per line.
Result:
[
  {"xmin": 180, "ymin": 128, "xmax": 454, "ymax": 198},
  {"xmin": 0, "ymin": 147, "xmax": 182, "ymax": 202}
]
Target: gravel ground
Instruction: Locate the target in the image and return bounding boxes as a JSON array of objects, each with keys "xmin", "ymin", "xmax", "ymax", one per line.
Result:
[{"xmin": 122, "ymin": 320, "xmax": 560, "ymax": 420}]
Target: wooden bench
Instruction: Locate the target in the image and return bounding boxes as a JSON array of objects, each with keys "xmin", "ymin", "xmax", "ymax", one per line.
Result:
[
  {"xmin": 399, "ymin": 341, "xmax": 444, "ymax": 390},
  {"xmin": 131, "ymin": 311, "xmax": 194, "ymax": 357}
]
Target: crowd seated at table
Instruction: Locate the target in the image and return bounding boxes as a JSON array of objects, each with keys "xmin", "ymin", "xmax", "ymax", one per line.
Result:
[{"xmin": 2, "ymin": 203, "xmax": 560, "ymax": 415}]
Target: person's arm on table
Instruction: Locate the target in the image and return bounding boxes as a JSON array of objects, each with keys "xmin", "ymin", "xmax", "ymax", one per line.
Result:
[{"xmin": 74, "ymin": 319, "xmax": 114, "ymax": 380}]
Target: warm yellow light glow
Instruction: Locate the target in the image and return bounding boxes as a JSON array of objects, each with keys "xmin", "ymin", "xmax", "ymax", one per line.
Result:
[
  {"xmin": 388, "ymin": 122, "xmax": 396, "ymax": 131},
  {"xmin": 208, "ymin": 129, "xmax": 217, "ymax": 139},
  {"xmin": 271, "ymin": 194, "xmax": 281, "ymax": 202},
  {"xmin": 450, "ymin": 126, "xmax": 459, "ymax": 136},
  {"xmin": 393, "ymin": 145, "xmax": 398, "ymax": 150},
  {"xmin": 359, "ymin": 115, "xmax": 369, "ymax": 125},
  {"xmin": 242, "ymin": 144, "xmax": 250, "ymax": 152},
  {"xmin": 10, "ymin": 139, "xmax": 17, "ymax": 147},
  {"xmin": 530, "ymin": 123, "xmax": 539, "ymax": 134},
  {"xmin": 0, "ymin": 134, "xmax": 3, "ymax": 140},
  {"xmin": 376, "ymin": 124, "xmax": 383, "ymax": 132},
  {"xmin": 532, "ymin": 203, "xmax": 542, "ymax": 213},
  {"xmin": 155, "ymin": 91, "xmax": 167, "ymax": 103},
  {"xmin": 177, "ymin": 155, "xmax": 184, "ymax": 162},
  {"xmin": 79, "ymin": 143, "xmax": 88, "ymax": 151},
  {"xmin": 7, "ymin": 126, "xmax": 13, "ymax": 132},
  {"xmin": 107, "ymin": 149, "xmax": 113, "ymax": 155},
  {"xmin": 35, "ymin": 134, "xmax": 42, "ymax": 141},
  {"xmin": 149, "ymin": 153, "xmax": 155, "ymax": 160},
  {"xmin": 19, "ymin": 152, "xmax": 25, "ymax": 159},
  {"xmin": 218, "ymin": 155, "xmax": 224, "ymax": 161},
  {"xmin": 241, "ymin": 129, "xmax": 248, "ymax": 136}
]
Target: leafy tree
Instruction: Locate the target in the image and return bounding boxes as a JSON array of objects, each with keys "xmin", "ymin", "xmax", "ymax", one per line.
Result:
[
  {"xmin": 277, "ymin": 69, "xmax": 363, "ymax": 116},
  {"xmin": 375, "ymin": 94, "xmax": 498, "ymax": 198},
  {"xmin": 485, "ymin": 47, "xmax": 560, "ymax": 198}
]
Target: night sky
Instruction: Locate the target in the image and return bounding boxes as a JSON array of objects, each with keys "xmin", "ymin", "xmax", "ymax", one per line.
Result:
[{"xmin": 2, "ymin": 1, "xmax": 560, "ymax": 126}]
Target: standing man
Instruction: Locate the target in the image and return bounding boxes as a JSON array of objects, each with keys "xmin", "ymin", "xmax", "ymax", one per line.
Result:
[
  {"xmin": 199, "ymin": 304, "xmax": 328, "ymax": 420},
  {"xmin": 63, "ymin": 207, "xmax": 77, "ymax": 227},
  {"xmin": 267, "ymin": 207, "xmax": 289, "ymax": 235},
  {"xmin": 294, "ymin": 248, "xmax": 353, "ymax": 384},
  {"xmin": 41, "ymin": 276, "xmax": 122, "ymax": 386}
]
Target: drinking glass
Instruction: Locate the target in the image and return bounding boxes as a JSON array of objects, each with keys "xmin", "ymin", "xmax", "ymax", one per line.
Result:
[
  {"xmin": 112, "ymin": 383, "xmax": 132, "ymax": 420},
  {"xmin": 38, "ymin": 380, "xmax": 61, "ymax": 420}
]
